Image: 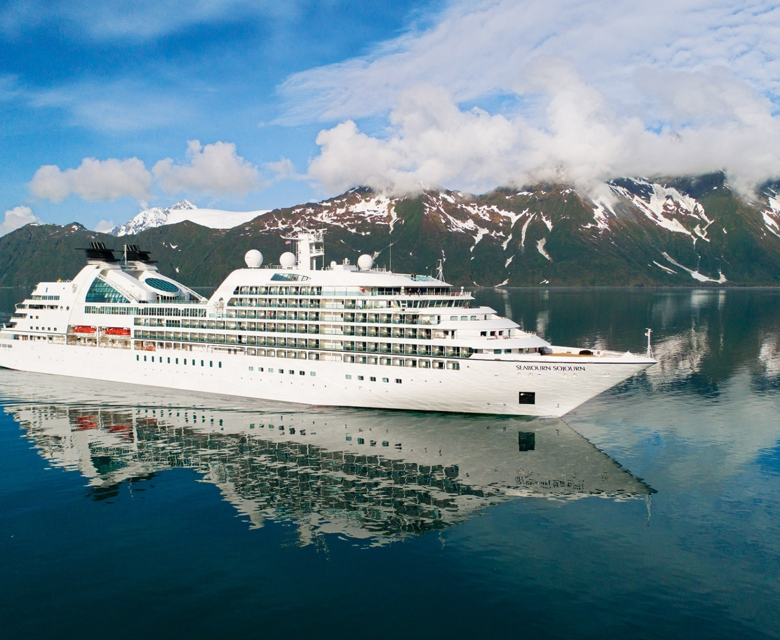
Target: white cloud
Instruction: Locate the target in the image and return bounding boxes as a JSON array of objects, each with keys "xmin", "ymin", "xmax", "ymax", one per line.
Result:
[
  {"xmin": 280, "ymin": 0, "xmax": 780, "ymax": 124},
  {"xmin": 1, "ymin": 205, "xmax": 40, "ymax": 236},
  {"xmin": 29, "ymin": 157, "xmax": 152, "ymax": 202},
  {"xmin": 153, "ymin": 140, "xmax": 262, "ymax": 195},
  {"xmin": 308, "ymin": 63, "xmax": 780, "ymax": 196},
  {"xmin": 265, "ymin": 157, "xmax": 307, "ymax": 182},
  {"xmin": 94, "ymin": 220, "xmax": 116, "ymax": 233},
  {"xmin": 278, "ymin": 0, "xmax": 780, "ymax": 195}
]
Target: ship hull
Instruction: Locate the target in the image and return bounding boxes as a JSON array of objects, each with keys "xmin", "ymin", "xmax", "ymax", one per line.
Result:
[{"xmin": 0, "ymin": 338, "xmax": 651, "ymax": 417}]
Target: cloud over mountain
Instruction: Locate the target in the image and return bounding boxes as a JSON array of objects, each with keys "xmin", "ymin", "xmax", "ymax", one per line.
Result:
[
  {"xmin": 1, "ymin": 205, "xmax": 39, "ymax": 236},
  {"xmin": 287, "ymin": 0, "xmax": 780, "ymax": 196}
]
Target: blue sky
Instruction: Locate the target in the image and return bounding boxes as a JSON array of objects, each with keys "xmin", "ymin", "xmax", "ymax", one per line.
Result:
[{"xmin": 2, "ymin": 0, "xmax": 780, "ymax": 233}]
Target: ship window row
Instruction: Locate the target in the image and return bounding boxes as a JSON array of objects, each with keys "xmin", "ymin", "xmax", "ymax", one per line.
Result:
[
  {"xmin": 132, "ymin": 332, "xmax": 473, "ymax": 357},
  {"xmin": 86, "ymin": 305, "xmax": 139, "ymax": 315},
  {"xmin": 248, "ymin": 366, "xmax": 315, "ymax": 376},
  {"xmin": 134, "ymin": 321, "xmax": 435, "ymax": 338},
  {"xmin": 346, "ymin": 375, "xmax": 403, "ymax": 383},
  {"xmin": 31, "ymin": 295, "xmax": 60, "ymax": 300},
  {"xmin": 130, "ymin": 340, "xmax": 464, "ymax": 368},
  {"xmin": 228, "ymin": 297, "xmax": 466, "ymax": 309},
  {"xmin": 136, "ymin": 354, "xmax": 222, "ymax": 368},
  {"xmin": 136, "ymin": 314, "xmax": 440, "ymax": 327},
  {"xmin": 232, "ymin": 285, "xmax": 450, "ymax": 296}
]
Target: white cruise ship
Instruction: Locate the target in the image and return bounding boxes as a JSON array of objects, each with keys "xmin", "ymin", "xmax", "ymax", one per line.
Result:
[{"xmin": 0, "ymin": 232, "xmax": 655, "ymax": 416}]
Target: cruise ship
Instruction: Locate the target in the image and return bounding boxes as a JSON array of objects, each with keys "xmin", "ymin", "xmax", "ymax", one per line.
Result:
[{"xmin": 0, "ymin": 232, "xmax": 655, "ymax": 416}]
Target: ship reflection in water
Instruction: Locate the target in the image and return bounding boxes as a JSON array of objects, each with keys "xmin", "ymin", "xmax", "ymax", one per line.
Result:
[{"xmin": 3, "ymin": 372, "xmax": 652, "ymax": 547}]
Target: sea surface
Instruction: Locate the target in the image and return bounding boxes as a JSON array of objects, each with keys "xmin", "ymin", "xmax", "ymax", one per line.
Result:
[{"xmin": 1, "ymin": 287, "xmax": 779, "ymax": 639}]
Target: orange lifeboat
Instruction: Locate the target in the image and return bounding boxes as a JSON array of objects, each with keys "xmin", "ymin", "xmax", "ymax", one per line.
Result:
[
  {"xmin": 73, "ymin": 326, "xmax": 96, "ymax": 334},
  {"xmin": 105, "ymin": 327, "xmax": 131, "ymax": 336}
]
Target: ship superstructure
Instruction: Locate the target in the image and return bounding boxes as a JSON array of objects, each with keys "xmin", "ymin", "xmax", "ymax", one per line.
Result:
[{"xmin": 0, "ymin": 233, "xmax": 655, "ymax": 416}]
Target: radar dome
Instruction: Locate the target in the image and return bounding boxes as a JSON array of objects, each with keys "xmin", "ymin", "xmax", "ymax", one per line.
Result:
[
  {"xmin": 279, "ymin": 252, "xmax": 297, "ymax": 268},
  {"xmin": 357, "ymin": 254, "xmax": 374, "ymax": 270},
  {"xmin": 244, "ymin": 249, "xmax": 263, "ymax": 268}
]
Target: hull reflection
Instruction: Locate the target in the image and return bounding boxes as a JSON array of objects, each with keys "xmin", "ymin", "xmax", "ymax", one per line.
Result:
[{"xmin": 3, "ymin": 371, "xmax": 653, "ymax": 546}]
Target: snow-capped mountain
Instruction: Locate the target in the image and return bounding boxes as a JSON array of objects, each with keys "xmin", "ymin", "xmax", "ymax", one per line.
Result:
[
  {"xmin": 110, "ymin": 201, "xmax": 268, "ymax": 236},
  {"xmin": 3, "ymin": 173, "xmax": 780, "ymax": 287}
]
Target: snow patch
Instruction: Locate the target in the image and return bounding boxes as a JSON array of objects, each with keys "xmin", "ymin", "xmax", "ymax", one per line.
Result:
[
  {"xmin": 652, "ymin": 261, "xmax": 677, "ymax": 274},
  {"xmin": 520, "ymin": 214, "xmax": 535, "ymax": 250},
  {"xmin": 537, "ymin": 238, "xmax": 552, "ymax": 262},
  {"xmin": 662, "ymin": 252, "xmax": 727, "ymax": 283}
]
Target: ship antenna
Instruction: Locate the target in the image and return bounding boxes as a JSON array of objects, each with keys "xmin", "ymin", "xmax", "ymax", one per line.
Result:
[
  {"xmin": 436, "ymin": 258, "xmax": 444, "ymax": 281},
  {"xmin": 645, "ymin": 327, "xmax": 653, "ymax": 359}
]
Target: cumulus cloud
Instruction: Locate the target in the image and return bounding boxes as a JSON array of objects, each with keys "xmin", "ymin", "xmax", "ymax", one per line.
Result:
[
  {"xmin": 1, "ymin": 205, "xmax": 40, "ymax": 236},
  {"xmin": 29, "ymin": 157, "xmax": 152, "ymax": 202},
  {"xmin": 308, "ymin": 62, "xmax": 780, "ymax": 196},
  {"xmin": 153, "ymin": 140, "xmax": 262, "ymax": 195}
]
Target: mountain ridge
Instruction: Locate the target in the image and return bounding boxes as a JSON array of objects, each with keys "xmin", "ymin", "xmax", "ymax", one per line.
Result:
[{"xmin": 2, "ymin": 173, "xmax": 779, "ymax": 288}]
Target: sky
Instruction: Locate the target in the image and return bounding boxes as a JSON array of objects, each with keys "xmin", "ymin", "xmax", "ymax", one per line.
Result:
[{"xmin": 2, "ymin": 0, "xmax": 780, "ymax": 235}]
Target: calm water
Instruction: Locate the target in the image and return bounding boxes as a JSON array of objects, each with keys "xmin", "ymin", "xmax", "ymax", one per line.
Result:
[{"xmin": 1, "ymin": 288, "xmax": 779, "ymax": 639}]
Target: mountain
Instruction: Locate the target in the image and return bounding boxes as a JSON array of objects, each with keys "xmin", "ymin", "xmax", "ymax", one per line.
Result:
[
  {"xmin": 2, "ymin": 173, "xmax": 780, "ymax": 288},
  {"xmin": 109, "ymin": 200, "xmax": 269, "ymax": 236}
]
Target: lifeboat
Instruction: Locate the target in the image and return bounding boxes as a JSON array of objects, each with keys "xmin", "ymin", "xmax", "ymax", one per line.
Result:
[
  {"xmin": 105, "ymin": 327, "xmax": 131, "ymax": 336},
  {"xmin": 72, "ymin": 326, "xmax": 96, "ymax": 334}
]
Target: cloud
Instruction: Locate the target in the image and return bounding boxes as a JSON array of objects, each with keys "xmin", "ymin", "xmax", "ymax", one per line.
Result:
[
  {"xmin": 307, "ymin": 63, "xmax": 780, "ymax": 196},
  {"xmin": 94, "ymin": 220, "xmax": 116, "ymax": 233},
  {"xmin": 279, "ymin": 0, "xmax": 780, "ymax": 124},
  {"xmin": 153, "ymin": 140, "xmax": 262, "ymax": 195},
  {"xmin": 29, "ymin": 158, "xmax": 152, "ymax": 202},
  {"xmin": 265, "ymin": 157, "xmax": 307, "ymax": 182},
  {"xmin": 0, "ymin": 205, "xmax": 40, "ymax": 236}
]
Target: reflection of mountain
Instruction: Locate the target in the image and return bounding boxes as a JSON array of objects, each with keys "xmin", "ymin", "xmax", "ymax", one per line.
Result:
[{"xmin": 3, "ymin": 372, "xmax": 652, "ymax": 547}]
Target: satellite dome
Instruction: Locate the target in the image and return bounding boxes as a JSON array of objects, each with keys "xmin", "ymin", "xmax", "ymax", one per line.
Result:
[
  {"xmin": 244, "ymin": 249, "xmax": 263, "ymax": 268},
  {"xmin": 357, "ymin": 254, "xmax": 374, "ymax": 270},
  {"xmin": 279, "ymin": 252, "xmax": 297, "ymax": 268}
]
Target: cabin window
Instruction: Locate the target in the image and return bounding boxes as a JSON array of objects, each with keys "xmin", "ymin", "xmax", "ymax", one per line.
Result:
[
  {"xmin": 209, "ymin": 361, "xmax": 213, "ymax": 367},
  {"xmin": 175, "ymin": 358, "xmax": 179, "ymax": 364},
  {"xmin": 357, "ymin": 375, "xmax": 364, "ymax": 381},
  {"xmin": 395, "ymin": 379, "xmax": 402, "ymax": 384},
  {"xmin": 219, "ymin": 362, "xmax": 222, "ymax": 368},
  {"xmin": 299, "ymin": 371, "xmax": 305, "ymax": 375},
  {"xmin": 346, "ymin": 375, "xmax": 352, "ymax": 380},
  {"xmin": 310, "ymin": 371, "xmax": 315, "ymax": 376},
  {"xmin": 518, "ymin": 392, "xmax": 535, "ymax": 405},
  {"xmin": 370, "ymin": 376, "xmax": 376, "ymax": 382},
  {"xmin": 201, "ymin": 360, "xmax": 204, "ymax": 366},
  {"xmin": 249, "ymin": 366, "xmax": 254, "ymax": 371},
  {"xmin": 494, "ymin": 349, "xmax": 501, "ymax": 354},
  {"xmin": 382, "ymin": 378, "xmax": 389, "ymax": 383},
  {"xmin": 136, "ymin": 355, "xmax": 139, "ymax": 361}
]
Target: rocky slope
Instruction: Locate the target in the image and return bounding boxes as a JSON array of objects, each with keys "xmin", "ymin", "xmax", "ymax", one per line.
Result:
[{"xmin": 2, "ymin": 173, "xmax": 780, "ymax": 287}]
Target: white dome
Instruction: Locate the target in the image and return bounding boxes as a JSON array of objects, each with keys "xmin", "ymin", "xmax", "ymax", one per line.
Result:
[
  {"xmin": 357, "ymin": 254, "xmax": 374, "ymax": 270},
  {"xmin": 279, "ymin": 252, "xmax": 297, "ymax": 268},
  {"xmin": 244, "ymin": 249, "xmax": 263, "ymax": 268}
]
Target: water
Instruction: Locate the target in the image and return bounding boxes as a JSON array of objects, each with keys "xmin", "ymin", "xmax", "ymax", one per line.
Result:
[{"xmin": 1, "ymin": 288, "xmax": 779, "ymax": 639}]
